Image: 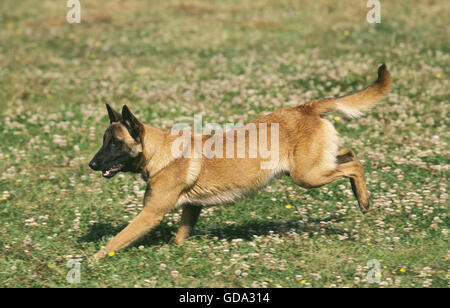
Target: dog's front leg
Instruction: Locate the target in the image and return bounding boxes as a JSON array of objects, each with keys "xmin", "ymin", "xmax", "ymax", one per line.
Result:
[
  {"xmin": 93, "ymin": 171, "xmax": 186, "ymax": 261},
  {"xmin": 93, "ymin": 206, "xmax": 165, "ymax": 261}
]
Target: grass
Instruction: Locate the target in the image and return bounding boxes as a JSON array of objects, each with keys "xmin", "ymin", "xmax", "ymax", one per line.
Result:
[{"xmin": 0, "ymin": 0, "xmax": 449, "ymax": 288}]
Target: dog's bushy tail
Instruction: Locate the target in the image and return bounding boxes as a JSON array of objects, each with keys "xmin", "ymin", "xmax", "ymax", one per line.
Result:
[{"xmin": 305, "ymin": 64, "xmax": 392, "ymax": 117}]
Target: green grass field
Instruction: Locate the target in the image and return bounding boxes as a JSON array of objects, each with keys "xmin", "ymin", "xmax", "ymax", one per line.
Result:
[{"xmin": 0, "ymin": 0, "xmax": 448, "ymax": 287}]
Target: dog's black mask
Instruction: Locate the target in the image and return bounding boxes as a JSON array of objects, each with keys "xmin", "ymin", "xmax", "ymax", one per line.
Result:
[{"xmin": 89, "ymin": 104, "xmax": 144, "ymax": 178}]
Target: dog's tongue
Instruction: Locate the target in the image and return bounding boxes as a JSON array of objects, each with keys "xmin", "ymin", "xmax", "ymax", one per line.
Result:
[{"xmin": 102, "ymin": 170, "xmax": 112, "ymax": 177}]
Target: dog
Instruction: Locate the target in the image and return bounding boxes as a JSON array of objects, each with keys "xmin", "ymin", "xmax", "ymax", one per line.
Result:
[{"xmin": 89, "ymin": 64, "xmax": 391, "ymax": 260}]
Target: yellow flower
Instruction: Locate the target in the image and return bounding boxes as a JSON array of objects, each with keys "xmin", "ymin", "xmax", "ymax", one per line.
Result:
[
  {"xmin": 137, "ymin": 69, "xmax": 145, "ymax": 75},
  {"xmin": 334, "ymin": 116, "xmax": 340, "ymax": 121},
  {"xmin": 435, "ymin": 73, "xmax": 441, "ymax": 79},
  {"xmin": 2, "ymin": 196, "xmax": 7, "ymax": 200},
  {"xmin": 16, "ymin": 179, "xmax": 22, "ymax": 183},
  {"xmin": 132, "ymin": 85, "xmax": 138, "ymax": 92},
  {"xmin": 300, "ymin": 260, "xmax": 305, "ymax": 264},
  {"xmin": 300, "ymin": 280, "xmax": 306, "ymax": 284},
  {"xmin": 400, "ymin": 268, "xmax": 406, "ymax": 273},
  {"xmin": 285, "ymin": 205, "xmax": 292, "ymax": 209},
  {"xmin": 95, "ymin": 41, "xmax": 101, "ymax": 47},
  {"xmin": 46, "ymin": 94, "xmax": 53, "ymax": 99},
  {"xmin": 108, "ymin": 251, "xmax": 115, "ymax": 257},
  {"xmin": 7, "ymin": 22, "xmax": 13, "ymax": 29},
  {"xmin": 445, "ymin": 257, "xmax": 448, "ymax": 261},
  {"xmin": 378, "ymin": 259, "xmax": 383, "ymax": 262},
  {"xmin": 5, "ymin": 154, "xmax": 10, "ymax": 158},
  {"xmin": 343, "ymin": 30, "xmax": 350, "ymax": 36},
  {"xmin": 68, "ymin": 33, "xmax": 75, "ymax": 39},
  {"xmin": 90, "ymin": 54, "xmax": 96, "ymax": 59},
  {"xmin": 367, "ymin": 243, "xmax": 372, "ymax": 246}
]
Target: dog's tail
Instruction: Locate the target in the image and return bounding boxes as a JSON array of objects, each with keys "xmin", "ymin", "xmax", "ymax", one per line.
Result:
[{"xmin": 305, "ymin": 64, "xmax": 392, "ymax": 117}]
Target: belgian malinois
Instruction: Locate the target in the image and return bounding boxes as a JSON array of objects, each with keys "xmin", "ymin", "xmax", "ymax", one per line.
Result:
[{"xmin": 89, "ymin": 64, "xmax": 391, "ymax": 260}]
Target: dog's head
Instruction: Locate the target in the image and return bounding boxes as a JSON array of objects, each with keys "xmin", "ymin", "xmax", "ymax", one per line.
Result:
[{"xmin": 89, "ymin": 104, "xmax": 144, "ymax": 178}]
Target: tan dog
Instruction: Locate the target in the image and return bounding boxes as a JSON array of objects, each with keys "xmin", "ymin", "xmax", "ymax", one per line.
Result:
[{"xmin": 89, "ymin": 64, "xmax": 391, "ymax": 260}]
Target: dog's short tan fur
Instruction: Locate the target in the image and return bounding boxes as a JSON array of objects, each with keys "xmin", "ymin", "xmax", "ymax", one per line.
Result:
[{"xmin": 92, "ymin": 65, "xmax": 391, "ymax": 260}]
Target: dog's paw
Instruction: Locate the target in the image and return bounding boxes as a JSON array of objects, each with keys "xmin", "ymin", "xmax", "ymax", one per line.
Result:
[
  {"xmin": 357, "ymin": 192, "xmax": 371, "ymax": 214},
  {"xmin": 92, "ymin": 248, "xmax": 107, "ymax": 262},
  {"xmin": 359, "ymin": 199, "xmax": 370, "ymax": 214}
]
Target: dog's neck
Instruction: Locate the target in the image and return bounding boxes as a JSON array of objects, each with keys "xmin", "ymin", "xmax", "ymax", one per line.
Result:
[{"xmin": 137, "ymin": 124, "xmax": 178, "ymax": 180}]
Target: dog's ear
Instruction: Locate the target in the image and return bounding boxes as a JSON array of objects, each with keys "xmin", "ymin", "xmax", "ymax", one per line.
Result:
[
  {"xmin": 106, "ymin": 104, "xmax": 122, "ymax": 123},
  {"xmin": 121, "ymin": 105, "xmax": 144, "ymax": 142}
]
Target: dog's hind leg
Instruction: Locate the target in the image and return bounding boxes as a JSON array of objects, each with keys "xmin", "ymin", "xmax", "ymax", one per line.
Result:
[
  {"xmin": 291, "ymin": 160, "xmax": 370, "ymax": 214},
  {"xmin": 336, "ymin": 149, "xmax": 370, "ymax": 213},
  {"xmin": 175, "ymin": 204, "xmax": 202, "ymax": 245}
]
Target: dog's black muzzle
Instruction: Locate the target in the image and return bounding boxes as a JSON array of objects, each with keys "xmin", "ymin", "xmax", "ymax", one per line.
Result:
[{"xmin": 89, "ymin": 159, "xmax": 101, "ymax": 171}]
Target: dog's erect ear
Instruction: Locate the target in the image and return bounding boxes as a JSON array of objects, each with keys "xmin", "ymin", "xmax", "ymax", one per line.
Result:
[
  {"xmin": 106, "ymin": 104, "xmax": 122, "ymax": 123},
  {"xmin": 121, "ymin": 105, "xmax": 144, "ymax": 142}
]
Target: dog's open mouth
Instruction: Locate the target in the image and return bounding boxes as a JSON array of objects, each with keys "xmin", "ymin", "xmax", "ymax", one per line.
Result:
[{"xmin": 102, "ymin": 164, "xmax": 123, "ymax": 178}]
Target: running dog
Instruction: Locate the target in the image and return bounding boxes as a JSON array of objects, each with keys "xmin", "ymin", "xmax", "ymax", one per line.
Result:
[{"xmin": 89, "ymin": 64, "xmax": 391, "ymax": 260}]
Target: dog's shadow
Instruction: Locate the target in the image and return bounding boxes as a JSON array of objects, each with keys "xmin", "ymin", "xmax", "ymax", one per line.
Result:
[
  {"xmin": 78, "ymin": 215, "xmax": 347, "ymax": 248},
  {"xmin": 78, "ymin": 221, "xmax": 176, "ymax": 247}
]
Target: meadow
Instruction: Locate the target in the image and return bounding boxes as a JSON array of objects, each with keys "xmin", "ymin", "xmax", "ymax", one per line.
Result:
[{"xmin": 0, "ymin": 0, "xmax": 448, "ymax": 287}]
